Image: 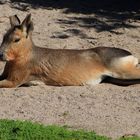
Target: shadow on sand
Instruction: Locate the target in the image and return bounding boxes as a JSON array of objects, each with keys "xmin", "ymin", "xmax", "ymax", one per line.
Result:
[{"xmin": 1, "ymin": 0, "xmax": 140, "ymax": 35}]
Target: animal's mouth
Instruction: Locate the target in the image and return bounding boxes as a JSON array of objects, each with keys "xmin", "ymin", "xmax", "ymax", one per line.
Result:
[
  {"xmin": 5, "ymin": 53, "xmax": 15, "ymax": 61},
  {"xmin": 0, "ymin": 51, "xmax": 14, "ymax": 62}
]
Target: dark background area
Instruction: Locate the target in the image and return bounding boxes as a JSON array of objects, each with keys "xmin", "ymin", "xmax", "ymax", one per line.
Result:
[
  {"xmin": 1, "ymin": 0, "xmax": 140, "ymax": 32},
  {"xmin": 3, "ymin": 0, "xmax": 140, "ymax": 16}
]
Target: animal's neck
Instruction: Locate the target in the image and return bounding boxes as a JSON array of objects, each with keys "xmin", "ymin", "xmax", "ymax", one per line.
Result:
[{"xmin": 14, "ymin": 40, "xmax": 34, "ymax": 66}]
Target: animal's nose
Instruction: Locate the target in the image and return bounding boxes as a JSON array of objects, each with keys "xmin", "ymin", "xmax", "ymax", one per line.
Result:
[{"xmin": 0, "ymin": 52, "xmax": 3, "ymax": 59}]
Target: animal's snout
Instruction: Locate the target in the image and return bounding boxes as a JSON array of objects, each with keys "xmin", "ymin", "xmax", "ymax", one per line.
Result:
[
  {"xmin": 0, "ymin": 52, "xmax": 3, "ymax": 58},
  {"xmin": 0, "ymin": 52, "xmax": 4, "ymax": 61}
]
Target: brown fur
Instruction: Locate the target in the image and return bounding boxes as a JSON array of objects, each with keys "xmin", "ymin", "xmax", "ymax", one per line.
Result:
[{"xmin": 0, "ymin": 14, "xmax": 140, "ymax": 88}]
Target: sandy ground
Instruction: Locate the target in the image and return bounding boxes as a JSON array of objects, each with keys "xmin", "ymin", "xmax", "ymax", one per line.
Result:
[{"xmin": 0, "ymin": 2, "xmax": 140, "ymax": 139}]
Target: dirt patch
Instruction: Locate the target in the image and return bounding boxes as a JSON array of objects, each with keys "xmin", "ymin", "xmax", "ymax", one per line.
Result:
[{"xmin": 0, "ymin": 2, "xmax": 140, "ymax": 139}]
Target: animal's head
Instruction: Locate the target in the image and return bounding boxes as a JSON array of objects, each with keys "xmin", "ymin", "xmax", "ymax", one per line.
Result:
[{"xmin": 0, "ymin": 14, "xmax": 34, "ymax": 61}]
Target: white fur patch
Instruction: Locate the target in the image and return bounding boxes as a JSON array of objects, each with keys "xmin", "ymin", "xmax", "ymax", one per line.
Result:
[
  {"xmin": 110, "ymin": 55, "xmax": 139, "ymax": 78},
  {"xmin": 85, "ymin": 78, "xmax": 102, "ymax": 85},
  {"xmin": 119, "ymin": 55, "xmax": 138, "ymax": 66}
]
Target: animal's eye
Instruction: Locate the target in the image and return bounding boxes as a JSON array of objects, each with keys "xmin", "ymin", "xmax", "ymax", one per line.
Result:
[{"xmin": 14, "ymin": 38, "xmax": 20, "ymax": 43}]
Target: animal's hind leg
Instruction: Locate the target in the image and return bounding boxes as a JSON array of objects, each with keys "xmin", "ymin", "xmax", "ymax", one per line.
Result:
[{"xmin": 21, "ymin": 81, "xmax": 38, "ymax": 87}]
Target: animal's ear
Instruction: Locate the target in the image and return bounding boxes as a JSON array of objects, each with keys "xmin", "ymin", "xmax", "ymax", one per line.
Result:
[
  {"xmin": 9, "ymin": 15, "xmax": 20, "ymax": 27},
  {"xmin": 21, "ymin": 14, "xmax": 34, "ymax": 37}
]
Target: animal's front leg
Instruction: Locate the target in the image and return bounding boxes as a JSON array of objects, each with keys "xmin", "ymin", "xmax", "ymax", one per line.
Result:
[
  {"xmin": 0, "ymin": 79, "xmax": 18, "ymax": 88},
  {"xmin": 0, "ymin": 72, "xmax": 30, "ymax": 88},
  {"xmin": 0, "ymin": 66, "xmax": 31, "ymax": 88}
]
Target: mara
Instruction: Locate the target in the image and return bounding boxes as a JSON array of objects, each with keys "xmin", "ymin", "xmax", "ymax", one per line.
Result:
[{"xmin": 0, "ymin": 14, "xmax": 140, "ymax": 88}]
